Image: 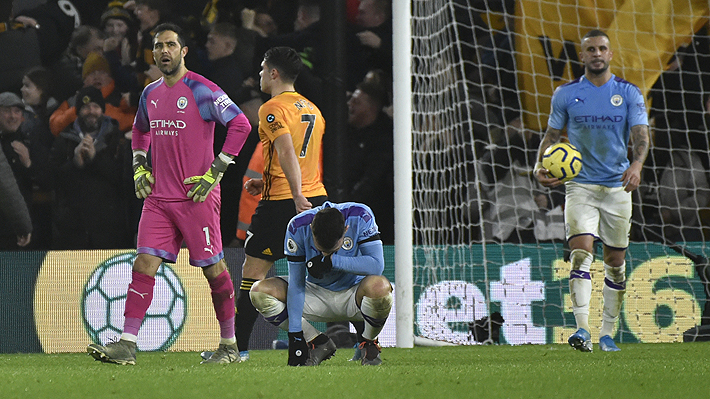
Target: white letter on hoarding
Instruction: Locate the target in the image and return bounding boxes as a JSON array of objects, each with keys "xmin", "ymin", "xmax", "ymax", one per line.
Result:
[
  {"xmin": 416, "ymin": 281, "xmax": 488, "ymax": 344},
  {"xmin": 490, "ymin": 258, "xmax": 546, "ymax": 344}
]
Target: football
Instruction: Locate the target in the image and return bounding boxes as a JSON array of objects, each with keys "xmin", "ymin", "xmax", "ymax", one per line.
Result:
[{"xmin": 542, "ymin": 142, "xmax": 582, "ymax": 182}]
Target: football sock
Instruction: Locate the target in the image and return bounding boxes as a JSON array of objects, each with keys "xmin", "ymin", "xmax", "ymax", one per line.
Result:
[
  {"xmin": 120, "ymin": 330, "xmax": 138, "ymax": 343},
  {"xmin": 352, "ymin": 320, "xmax": 365, "ymax": 342},
  {"xmin": 360, "ymin": 293, "xmax": 393, "ymax": 341},
  {"xmin": 122, "ymin": 271, "xmax": 155, "ymax": 340},
  {"xmin": 249, "ymin": 290, "xmax": 320, "ymax": 341},
  {"xmin": 235, "ymin": 278, "xmax": 259, "ymax": 352},
  {"xmin": 208, "ymin": 269, "xmax": 236, "ymax": 340},
  {"xmin": 600, "ymin": 262, "xmax": 626, "ymax": 338},
  {"xmin": 569, "ymin": 249, "xmax": 593, "ymax": 333}
]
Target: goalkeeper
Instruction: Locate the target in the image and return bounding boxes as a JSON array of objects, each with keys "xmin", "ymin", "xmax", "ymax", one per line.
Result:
[
  {"xmin": 87, "ymin": 23, "xmax": 251, "ymax": 365},
  {"xmin": 534, "ymin": 29, "xmax": 649, "ymax": 353},
  {"xmin": 249, "ymin": 202, "xmax": 392, "ymax": 366}
]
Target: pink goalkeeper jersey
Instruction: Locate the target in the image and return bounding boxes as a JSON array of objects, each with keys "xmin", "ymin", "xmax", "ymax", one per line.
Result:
[{"xmin": 132, "ymin": 71, "xmax": 250, "ymax": 201}]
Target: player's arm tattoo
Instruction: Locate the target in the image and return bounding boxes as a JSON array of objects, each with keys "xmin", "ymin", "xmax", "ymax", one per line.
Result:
[
  {"xmin": 536, "ymin": 127, "xmax": 562, "ymax": 161},
  {"xmin": 630, "ymin": 124, "xmax": 649, "ymax": 165}
]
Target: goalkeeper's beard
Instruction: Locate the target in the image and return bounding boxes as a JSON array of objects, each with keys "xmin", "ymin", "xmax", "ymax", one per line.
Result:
[{"xmin": 159, "ymin": 57, "xmax": 183, "ymax": 77}]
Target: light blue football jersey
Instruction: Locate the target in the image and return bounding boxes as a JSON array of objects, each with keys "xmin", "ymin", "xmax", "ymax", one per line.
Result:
[
  {"xmin": 548, "ymin": 74, "xmax": 648, "ymax": 187},
  {"xmin": 284, "ymin": 201, "xmax": 384, "ymax": 332}
]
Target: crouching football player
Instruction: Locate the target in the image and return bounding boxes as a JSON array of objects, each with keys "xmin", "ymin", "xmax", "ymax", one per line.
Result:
[{"xmin": 250, "ymin": 201, "xmax": 392, "ymax": 366}]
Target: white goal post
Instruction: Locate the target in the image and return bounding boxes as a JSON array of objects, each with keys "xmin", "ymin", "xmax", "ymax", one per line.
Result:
[{"xmin": 393, "ymin": 0, "xmax": 414, "ymax": 348}]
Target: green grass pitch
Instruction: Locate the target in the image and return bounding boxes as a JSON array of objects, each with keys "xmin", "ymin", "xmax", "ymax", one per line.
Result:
[{"xmin": 1, "ymin": 343, "xmax": 709, "ymax": 398}]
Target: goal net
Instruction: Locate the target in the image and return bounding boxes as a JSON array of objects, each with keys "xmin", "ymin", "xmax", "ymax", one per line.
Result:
[{"xmin": 408, "ymin": 0, "xmax": 710, "ymax": 345}]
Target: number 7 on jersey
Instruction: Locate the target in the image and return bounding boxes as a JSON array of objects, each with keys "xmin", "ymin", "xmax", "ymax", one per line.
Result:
[{"xmin": 299, "ymin": 114, "xmax": 316, "ymax": 157}]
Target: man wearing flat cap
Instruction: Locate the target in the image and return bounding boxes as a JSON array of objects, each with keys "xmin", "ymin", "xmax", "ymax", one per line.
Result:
[
  {"xmin": 0, "ymin": 93, "xmax": 30, "ymax": 176},
  {"xmin": 49, "ymin": 86, "xmax": 133, "ymax": 249},
  {"xmin": 0, "ymin": 91, "xmax": 55, "ymax": 248},
  {"xmin": 0, "ymin": 92, "xmax": 34, "ymax": 248}
]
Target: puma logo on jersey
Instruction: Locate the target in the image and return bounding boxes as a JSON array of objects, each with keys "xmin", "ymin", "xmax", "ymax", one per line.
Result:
[
  {"xmin": 151, "ymin": 99, "xmax": 159, "ymax": 108},
  {"xmin": 262, "ymin": 248, "xmax": 273, "ymax": 256},
  {"xmin": 204, "ymin": 246, "xmax": 214, "ymax": 254},
  {"xmin": 129, "ymin": 288, "xmax": 149, "ymax": 299}
]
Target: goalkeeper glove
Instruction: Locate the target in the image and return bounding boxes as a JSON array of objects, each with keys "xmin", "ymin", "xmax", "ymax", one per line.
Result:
[
  {"xmin": 306, "ymin": 254, "xmax": 333, "ymax": 279},
  {"xmin": 287, "ymin": 331, "xmax": 309, "ymax": 366},
  {"xmin": 132, "ymin": 151, "xmax": 154, "ymax": 199},
  {"xmin": 183, "ymin": 152, "xmax": 233, "ymax": 202}
]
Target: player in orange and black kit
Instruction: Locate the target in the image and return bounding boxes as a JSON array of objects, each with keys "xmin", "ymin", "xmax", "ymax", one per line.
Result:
[{"xmin": 234, "ymin": 46, "xmax": 331, "ymax": 363}]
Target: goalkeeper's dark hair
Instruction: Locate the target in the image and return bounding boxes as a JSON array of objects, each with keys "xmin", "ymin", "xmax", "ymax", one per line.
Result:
[
  {"xmin": 153, "ymin": 22, "xmax": 187, "ymax": 48},
  {"xmin": 582, "ymin": 29, "xmax": 609, "ymax": 42},
  {"xmin": 264, "ymin": 46, "xmax": 303, "ymax": 83},
  {"xmin": 311, "ymin": 207, "xmax": 346, "ymax": 251}
]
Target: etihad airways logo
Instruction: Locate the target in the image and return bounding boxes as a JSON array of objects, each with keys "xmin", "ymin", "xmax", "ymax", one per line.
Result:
[
  {"xmin": 151, "ymin": 120, "xmax": 187, "ymax": 129},
  {"xmin": 151, "ymin": 119, "xmax": 185, "ymax": 136},
  {"xmin": 573, "ymin": 115, "xmax": 623, "ymax": 123}
]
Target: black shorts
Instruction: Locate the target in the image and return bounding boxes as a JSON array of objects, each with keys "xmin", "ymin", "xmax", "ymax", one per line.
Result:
[{"xmin": 244, "ymin": 196, "xmax": 327, "ymax": 262}]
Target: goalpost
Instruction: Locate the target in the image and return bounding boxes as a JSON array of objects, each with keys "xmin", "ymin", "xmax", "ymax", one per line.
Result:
[
  {"xmin": 393, "ymin": 0, "xmax": 414, "ymax": 348},
  {"xmin": 396, "ymin": 0, "xmax": 710, "ymax": 346}
]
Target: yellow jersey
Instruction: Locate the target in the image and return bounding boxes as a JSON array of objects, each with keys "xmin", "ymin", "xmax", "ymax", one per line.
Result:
[{"xmin": 258, "ymin": 91, "xmax": 327, "ymax": 200}]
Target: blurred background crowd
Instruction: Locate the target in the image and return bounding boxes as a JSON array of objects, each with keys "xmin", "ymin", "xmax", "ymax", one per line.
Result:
[
  {"xmin": 0, "ymin": 0, "xmax": 395, "ymax": 250},
  {"xmin": 2, "ymin": 0, "xmax": 709, "ymax": 251}
]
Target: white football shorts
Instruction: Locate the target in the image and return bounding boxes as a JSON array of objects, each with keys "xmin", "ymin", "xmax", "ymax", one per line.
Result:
[
  {"xmin": 564, "ymin": 181, "xmax": 632, "ymax": 248},
  {"xmin": 280, "ymin": 276, "xmax": 363, "ymax": 323}
]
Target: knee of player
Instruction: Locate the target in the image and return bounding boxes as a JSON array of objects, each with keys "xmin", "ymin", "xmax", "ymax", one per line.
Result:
[
  {"xmin": 360, "ymin": 275, "xmax": 392, "ymax": 298},
  {"xmin": 250, "ymin": 278, "xmax": 282, "ymax": 296},
  {"xmin": 132, "ymin": 254, "xmax": 161, "ymax": 276},
  {"xmin": 249, "ymin": 288, "xmax": 284, "ymax": 312},
  {"xmin": 602, "ymin": 252, "xmax": 626, "ymax": 268}
]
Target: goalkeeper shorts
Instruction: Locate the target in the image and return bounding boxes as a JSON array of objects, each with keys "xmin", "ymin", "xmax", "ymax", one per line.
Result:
[{"xmin": 137, "ymin": 195, "xmax": 223, "ymax": 267}]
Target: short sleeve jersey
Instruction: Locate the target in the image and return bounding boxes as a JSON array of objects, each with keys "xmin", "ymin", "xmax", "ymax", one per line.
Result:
[
  {"xmin": 258, "ymin": 91, "xmax": 327, "ymax": 200},
  {"xmin": 547, "ymin": 75, "xmax": 648, "ymax": 187},
  {"xmin": 132, "ymin": 71, "xmax": 244, "ymax": 200},
  {"xmin": 285, "ymin": 201, "xmax": 380, "ymax": 291}
]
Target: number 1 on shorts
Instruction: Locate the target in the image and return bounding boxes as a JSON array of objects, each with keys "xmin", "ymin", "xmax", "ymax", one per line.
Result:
[{"xmin": 203, "ymin": 226, "xmax": 211, "ymax": 246}]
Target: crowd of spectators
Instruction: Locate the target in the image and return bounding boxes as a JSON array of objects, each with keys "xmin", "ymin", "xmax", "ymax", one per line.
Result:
[
  {"xmin": 0, "ymin": 0, "xmax": 395, "ymax": 250},
  {"xmin": 2, "ymin": 0, "xmax": 707, "ymax": 251}
]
